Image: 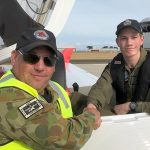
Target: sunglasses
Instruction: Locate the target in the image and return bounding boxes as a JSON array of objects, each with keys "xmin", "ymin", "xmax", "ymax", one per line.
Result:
[{"xmin": 18, "ymin": 51, "xmax": 58, "ymax": 67}]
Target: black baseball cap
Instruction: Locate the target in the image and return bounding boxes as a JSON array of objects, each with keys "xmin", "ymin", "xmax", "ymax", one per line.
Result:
[
  {"xmin": 16, "ymin": 28, "xmax": 58, "ymax": 56},
  {"xmin": 116, "ymin": 19, "xmax": 143, "ymax": 36}
]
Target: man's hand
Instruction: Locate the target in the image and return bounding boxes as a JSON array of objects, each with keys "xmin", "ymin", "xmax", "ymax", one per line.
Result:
[
  {"xmin": 113, "ymin": 102, "xmax": 130, "ymax": 115},
  {"xmin": 86, "ymin": 103, "xmax": 101, "ymax": 130}
]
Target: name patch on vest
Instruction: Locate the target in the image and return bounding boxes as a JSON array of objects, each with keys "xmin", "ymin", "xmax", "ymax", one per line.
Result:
[
  {"xmin": 19, "ymin": 98, "xmax": 43, "ymax": 119},
  {"xmin": 114, "ymin": 60, "xmax": 121, "ymax": 64}
]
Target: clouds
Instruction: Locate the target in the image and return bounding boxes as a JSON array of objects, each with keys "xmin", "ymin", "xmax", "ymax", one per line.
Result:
[{"xmin": 57, "ymin": 0, "xmax": 150, "ymax": 50}]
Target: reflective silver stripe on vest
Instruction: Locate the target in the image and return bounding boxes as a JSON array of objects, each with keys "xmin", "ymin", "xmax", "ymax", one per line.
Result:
[
  {"xmin": 0, "ymin": 74, "xmax": 14, "ymax": 83},
  {"xmin": 50, "ymin": 81, "xmax": 69, "ymax": 108}
]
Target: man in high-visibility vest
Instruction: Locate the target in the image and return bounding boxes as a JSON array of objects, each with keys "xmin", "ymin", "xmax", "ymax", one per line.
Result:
[{"xmin": 0, "ymin": 28, "xmax": 101, "ymax": 150}]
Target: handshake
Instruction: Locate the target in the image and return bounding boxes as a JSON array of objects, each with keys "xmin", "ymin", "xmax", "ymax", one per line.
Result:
[{"xmin": 70, "ymin": 85, "xmax": 101, "ymax": 130}]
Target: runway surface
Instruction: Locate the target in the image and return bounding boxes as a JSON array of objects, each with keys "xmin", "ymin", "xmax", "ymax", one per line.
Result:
[
  {"xmin": 73, "ymin": 63, "xmax": 107, "ymax": 94},
  {"xmin": 75, "ymin": 63, "xmax": 107, "ymax": 77}
]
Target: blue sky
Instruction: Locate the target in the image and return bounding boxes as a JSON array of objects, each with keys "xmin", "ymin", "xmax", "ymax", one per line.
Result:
[{"xmin": 57, "ymin": 0, "xmax": 150, "ymax": 50}]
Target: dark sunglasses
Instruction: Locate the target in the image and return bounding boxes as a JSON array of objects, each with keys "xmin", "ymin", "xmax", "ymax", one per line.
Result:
[{"xmin": 18, "ymin": 51, "xmax": 58, "ymax": 67}]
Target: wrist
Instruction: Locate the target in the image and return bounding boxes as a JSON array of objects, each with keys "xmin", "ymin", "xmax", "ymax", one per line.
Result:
[{"xmin": 87, "ymin": 103, "xmax": 97, "ymax": 109}]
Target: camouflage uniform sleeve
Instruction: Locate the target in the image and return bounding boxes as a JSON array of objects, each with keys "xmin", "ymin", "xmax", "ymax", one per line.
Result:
[
  {"xmin": 87, "ymin": 64, "xmax": 115, "ymax": 114},
  {"xmin": 136, "ymin": 101, "xmax": 150, "ymax": 113},
  {"xmin": 0, "ymin": 87, "xmax": 96, "ymax": 150}
]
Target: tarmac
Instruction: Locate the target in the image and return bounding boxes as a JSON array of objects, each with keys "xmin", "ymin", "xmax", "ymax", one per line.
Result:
[
  {"xmin": 71, "ymin": 51, "xmax": 118, "ymax": 63},
  {"xmin": 73, "ymin": 62, "xmax": 107, "ymax": 95},
  {"xmin": 70, "ymin": 51, "xmax": 118, "ymax": 94}
]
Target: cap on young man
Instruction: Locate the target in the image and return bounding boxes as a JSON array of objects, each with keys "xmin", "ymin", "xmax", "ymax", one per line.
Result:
[
  {"xmin": 116, "ymin": 19, "xmax": 143, "ymax": 36},
  {"xmin": 15, "ymin": 28, "xmax": 58, "ymax": 56}
]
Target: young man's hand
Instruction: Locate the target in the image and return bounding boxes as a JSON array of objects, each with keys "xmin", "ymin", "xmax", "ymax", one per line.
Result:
[{"xmin": 113, "ymin": 102, "xmax": 130, "ymax": 115}]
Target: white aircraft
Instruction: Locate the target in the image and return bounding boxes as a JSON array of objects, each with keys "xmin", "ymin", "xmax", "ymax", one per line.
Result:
[
  {"xmin": 0, "ymin": 0, "xmax": 98, "ymax": 89},
  {"xmin": 1, "ymin": 1, "xmax": 150, "ymax": 150},
  {"xmin": 82, "ymin": 113, "xmax": 150, "ymax": 150}
]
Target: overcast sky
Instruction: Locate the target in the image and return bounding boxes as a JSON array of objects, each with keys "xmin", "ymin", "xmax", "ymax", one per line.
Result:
[{"xmin": 57, "ymin": 0, "xmax": 150, "ymax": 50}]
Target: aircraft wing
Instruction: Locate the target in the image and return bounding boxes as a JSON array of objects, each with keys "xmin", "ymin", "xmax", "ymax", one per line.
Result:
[
  {"xmin": 66, "ymin": 63, "xmax": 98, "ymax": 88},
  {"xmin": 61, "ymin": 48, "xmax": 98, "ymax": 88},
  {"xmin": 82, "ymin": 113, "xmax": 150, "ymax": 150}
]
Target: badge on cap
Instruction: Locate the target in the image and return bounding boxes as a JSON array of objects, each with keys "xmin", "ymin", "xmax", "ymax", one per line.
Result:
[
  {"xmin": 34, "ymin": 30, "xmax": 49, "ymax": 40},
  {"xmin": 19, "ymin": 98, "xmax": 43, "ymax": 119},
  {"xmin": 123, "ymin": 20, "xmax": 132, "ymax": 26}
]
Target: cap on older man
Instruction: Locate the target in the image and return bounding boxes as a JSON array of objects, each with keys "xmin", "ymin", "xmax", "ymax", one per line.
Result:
[
  {"xmin": 116, "ymin": 19, "xmax": 143, "ymax": 36},
  {"xmin": 16, "ymin": 28, "xmax": 58, "ymax": 56}
]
